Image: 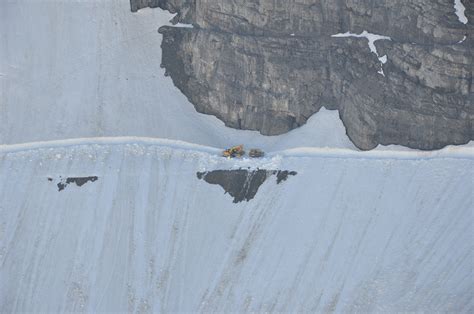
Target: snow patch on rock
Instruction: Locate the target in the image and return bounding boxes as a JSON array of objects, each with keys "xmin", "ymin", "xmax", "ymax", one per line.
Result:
[
  {"xmin": 454, "ymin": 0, "xmax": 468, "ymax": 24},
  {"xmin": 332, "ymin": 31, "xmax": 391, "ymax": 76},
  {"xmin": 457, "ymin": 35, "xmax": 467, "ymax": 44}
]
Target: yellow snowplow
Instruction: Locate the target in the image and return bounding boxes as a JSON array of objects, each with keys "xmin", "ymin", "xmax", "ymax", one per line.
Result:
[
  {"xmin": 222, "ymin": 145, "xmax": 245, "ymax": 158},
  {"xmin": 222, "ymin": 146, "xmax": 265, "ymax": 158}
]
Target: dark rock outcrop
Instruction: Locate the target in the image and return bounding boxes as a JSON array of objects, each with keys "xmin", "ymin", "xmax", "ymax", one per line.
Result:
[
  {"xmin": 133, "ymin": 0, "xmax": 473, "ymax": 150},
  {"xmin": 197, "ymin": 169, "xmax": 296, "ymax": 203},
  {"xmin": 49, "ymin": 176, "xmax": 99, "ymax": 192}
]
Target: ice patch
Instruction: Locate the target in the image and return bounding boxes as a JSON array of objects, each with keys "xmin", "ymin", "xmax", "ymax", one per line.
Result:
[
  {"xmin": 454, "ymin": 0, "xmax": 468, "ymax": 24},
  {"xmin": 332, "ymin": 31, "xmax": 391, "ymax": 76},
  {"xmin": 173, "ymin": 23, "xmax": 193, "ymax": 28}
]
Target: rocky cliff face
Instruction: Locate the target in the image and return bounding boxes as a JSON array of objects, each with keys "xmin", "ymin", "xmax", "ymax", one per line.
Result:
[{"xmin": 132, "ymin": 0, "xmax": 473, "ymax": 150}]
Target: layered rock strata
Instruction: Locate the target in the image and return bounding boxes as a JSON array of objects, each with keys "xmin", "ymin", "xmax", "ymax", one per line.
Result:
[{"xmin": 132, "ymin": 0, "xmax": 473, "ymax": 150}]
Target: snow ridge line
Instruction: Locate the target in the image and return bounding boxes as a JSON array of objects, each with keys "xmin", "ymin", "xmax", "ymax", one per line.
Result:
[
  {"xmin": 270, "ymin": 146, "xmax": 474, "ymax": 161},
  {"xmin": 0, "ymin": 137, "xmax": 473, "ymax": 161},
  {"xmin": 0, "ymin": 137, "xmax": 220, "ymax": 155}
]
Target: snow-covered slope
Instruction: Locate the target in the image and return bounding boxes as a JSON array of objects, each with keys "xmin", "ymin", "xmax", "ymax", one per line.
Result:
[
  {"xmin": 1, "ymin": 0, "xmax": 473, "ymax": 312},
  {"xmin": 0, "ymin": 0, "xmax": 353, "ymax": 151},
  {"xmin": 1, "ymin": 140, "xmax": 472, "ymax": 312}
]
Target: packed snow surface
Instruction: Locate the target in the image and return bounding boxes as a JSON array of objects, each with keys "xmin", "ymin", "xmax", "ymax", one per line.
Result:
[{"xmin": 0, "ymin": 140, "xmax": 472, "ymax": 312}]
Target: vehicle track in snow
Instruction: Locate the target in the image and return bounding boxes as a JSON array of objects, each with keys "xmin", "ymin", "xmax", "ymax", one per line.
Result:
[{"xmin": 1, "ymin": 137, "xmax": 473, "ymax": 161}]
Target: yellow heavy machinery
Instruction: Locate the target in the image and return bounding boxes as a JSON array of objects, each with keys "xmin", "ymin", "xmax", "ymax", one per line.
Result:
[
  {"xmin": 222, "ymin": 145, "xmax": 265, "ymax": 158},
  {"xmin": 222, "ymin": 145, "xmax": 245, "ymax": 158},
  {"xmin": 249, "ymin": 148, "xmax": 265, "ymax": 158}
]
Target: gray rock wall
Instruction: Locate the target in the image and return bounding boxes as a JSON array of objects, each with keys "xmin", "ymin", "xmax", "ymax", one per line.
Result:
[
  {"xmin": 190, "ymin": 0, "xmax": 468, "ymax": 44},
  {"xmin": 133, "ymin": 0, "xmax": 473, "ymax": 150}
]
